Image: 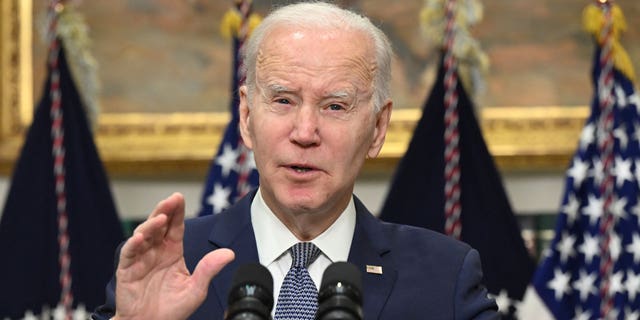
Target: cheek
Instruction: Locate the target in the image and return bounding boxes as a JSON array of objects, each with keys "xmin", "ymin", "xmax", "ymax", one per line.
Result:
[
  {"xmin": 333, "ymin": 129, "xmax": 372, "ymax": 162},
  {"xmin": 251, "ymin": 116, "xmax": 289, "ymax": 149}
]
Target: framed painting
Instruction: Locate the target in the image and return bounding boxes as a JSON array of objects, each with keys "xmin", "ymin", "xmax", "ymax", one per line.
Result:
[{"xmin": 1, "ymin": 0, "xmax": 637, "ymax": 176}]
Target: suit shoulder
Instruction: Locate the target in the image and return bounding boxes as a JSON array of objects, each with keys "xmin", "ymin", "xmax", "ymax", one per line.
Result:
[
  {"xmin": 183, "ymin": 214, "xmax": 220, "ymax": 248},
  {"xmin": 378, "ymin": 220, "xmax": 473, "ymax": 258},
  {"xmin": 185, "ymin": 214, "xmax": 217, "ymax": 233}
]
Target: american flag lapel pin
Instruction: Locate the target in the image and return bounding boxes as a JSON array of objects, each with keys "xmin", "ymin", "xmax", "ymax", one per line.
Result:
[{"xmin": 366, "ymin": 265, "xmax": 383, "ymax": 275}]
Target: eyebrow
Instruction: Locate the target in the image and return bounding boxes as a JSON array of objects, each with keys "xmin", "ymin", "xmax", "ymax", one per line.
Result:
[
  {"xmin": 264, "ymin": 84, "xmax": 295, "ymax": 95},
  {"xmin": 263, "ymin": 83, "xmax": 355, "ymax": 101},
  {"xmin": 326, "ymin": 91, "xmax": 352, "ymax": 100}
]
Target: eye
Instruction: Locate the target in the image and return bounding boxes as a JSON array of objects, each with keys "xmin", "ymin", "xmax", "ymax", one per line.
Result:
[
  {"xmin": 327, "ymin": 103, "xmax": 345, "ymax": 111},
  {"xmin": 275, "ymin": 98, "xmax": 291, "ymax": 104}
]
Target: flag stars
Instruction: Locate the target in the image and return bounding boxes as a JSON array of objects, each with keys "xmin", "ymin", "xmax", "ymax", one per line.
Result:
[
  {"xmin": 490, "ymin": 290, "xmax": 511, "ymax": 314},
  {"xmin": 632, "ymin": 200, "xmax": 640, "ymax": 222},
  {"xmin": 73, "ymin": 304, "xmax": 87, "ymax": 320},
  {"xmin": 562, "ymin": 193, "xmax": 581, "ymax": 226},
  {"xmin": 605, "ymin": 308, "xmax": 620, "ymax": 320},
  {"xmin": 579, "ymin": 123, "xmax": 596, "ymax": 150},
  {"xmin": 53, "ymin": 304, "xmax": 66, "ymax": 320},
  {"xmin": 207, "ymin": 184, "xmax": 232, "ymax": 214},
  {"xmin": 583, "ymin": 194, "xmax": 603, "ymax": 226},
  {"xmin": 633, "ymin": 123, "xmax": 640, "ymax": 143},
  {"xmin": 578, "ymin": 232, "xmax": 599, "ymax": 265},
  {"xmin": 216, "ymin": 143, "xmax": 239, "ymax": 178},
  {"xmin": 609, "ymin": 232, "xmax": 622, "ymax": 261},
  {"xmin": 613, "ymin": 125, "xmax": 629, "ymax": 151},
  {"xmin": 626, "ymin": 270, "xmax": 640, "ymax": 301},
  {"xmin": 548, "ymin": 268, "xmax": 572, "ymax": 301},
  {"xmin": 615, "ymin": 84, "xmax": 628, "ymax": 108},
  {"xmin": 244, "ymin": 149, "xmax": 257, "ymax": 171},
  {"xmin": 635, "ymin": 160, "xmax": 640, "ymax": 189},
  {"xmin": 626, "ymin": 233, "xmax": 640, "ymax": 264},
  {"xmin": 614, "ymin": 156, "xmax": 633, "ymax": 187},
  {"xmin": 23, "ymin": 310, "xmax": 38, "ymax": 320},
  {"xmin": 625, "ymin": 306, "xmax": 640, "ymax": 320},
  {"xmin": 630, "ymin": 92, "xmax": 640, "ymax": 112},
  {"xmin": 568, "ymin": 157, "xmax": 590, "ymax": 188},
  {"xmin": 609, "ymin": 271, "xmax": 625, "ymax": 297},
  {"xmin": 610, "ymin": 195, "xmax": 628, "ymax": 222},
  {"xmin": 20, "ymin": 305, "xmax": 87, "ymax": 320},
  {"xmin": 556, "ymin": 232, "xmax": 577, "ymax": 263},
  {"xmin": 573, "ymin": 269, "xmax": 597, "ymax": 302},
  {"xmin": 534, "ymin": 37, "xmax": 640, "ymax": 318},
  {"xmin": 573, "ymin": 306, "xmax": 592, "ymax": 320}
]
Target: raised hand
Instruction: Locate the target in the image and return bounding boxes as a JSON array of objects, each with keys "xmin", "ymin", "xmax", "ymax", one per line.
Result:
[{"xmin": 113, "ymin": 193, "xmax": 234, "ymax": 320}]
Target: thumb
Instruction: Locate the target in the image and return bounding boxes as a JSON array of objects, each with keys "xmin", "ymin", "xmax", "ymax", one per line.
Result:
[{"xmin": 191, "ymin": 248, "xmax": 235, "ymax": 293}]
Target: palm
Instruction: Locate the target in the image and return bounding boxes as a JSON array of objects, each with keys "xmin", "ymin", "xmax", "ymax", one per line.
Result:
[{"xmin": 113, "ymin": 193, "xmax": 234, "ymax": 320}]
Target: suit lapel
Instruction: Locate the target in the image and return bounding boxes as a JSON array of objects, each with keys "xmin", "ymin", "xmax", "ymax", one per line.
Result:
[
  {"xmin": 208, "ymin": 190, "xmax": 261, "ymax": 310},
  {"xmin": 348, "ymin": 197, "xmax": 397, "ymax": 320}
]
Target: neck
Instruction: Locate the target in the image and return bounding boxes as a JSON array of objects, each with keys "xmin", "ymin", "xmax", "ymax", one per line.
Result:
[{"xmin": 276, "ymin": 209, "xmax": 343, "ymax": 241}]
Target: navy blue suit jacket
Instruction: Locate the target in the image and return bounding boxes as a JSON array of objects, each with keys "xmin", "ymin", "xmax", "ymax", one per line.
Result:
[{"xmin": 94, "ymin": 191, "xmax": 498, "ymax": 319}]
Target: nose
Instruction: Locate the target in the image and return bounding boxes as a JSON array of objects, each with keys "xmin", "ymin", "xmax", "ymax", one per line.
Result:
[{"xmin": 290, "ymin": 105, "xmax": 320, "ymax": 147}]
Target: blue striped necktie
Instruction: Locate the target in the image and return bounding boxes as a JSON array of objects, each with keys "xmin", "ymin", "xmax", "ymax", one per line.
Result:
[{"xmin": 274, "ymin": 242, "xmax": 321, "ymax": 320}]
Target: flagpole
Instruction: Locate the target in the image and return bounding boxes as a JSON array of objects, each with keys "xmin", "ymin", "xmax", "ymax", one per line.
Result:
[
  {"xmin": 47, "ymin": 0, "xmax": 75, "ymax": 319},
  {"xmin": 594, "ymin": 0, "xmax": 617, "ymax": 317},
  {"xmin": 232, "ymin": 0, "xmax": 255, "ymax": 199},
  {"xmin": 442, "ymin": 0, "xmax": 462, "ymax": 240},
  {"xmin": 199, "ymin": 1, "xmax": 261, "ymax": 216}
]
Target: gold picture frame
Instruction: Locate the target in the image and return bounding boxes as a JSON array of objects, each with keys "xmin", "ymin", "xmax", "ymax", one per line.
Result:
[{"xmin": 0, "ymin": 0, "xmax": 587, "ymax": 178}]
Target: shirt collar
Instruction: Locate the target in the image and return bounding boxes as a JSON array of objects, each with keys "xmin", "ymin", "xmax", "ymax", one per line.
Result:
[{"xmin": 251, "ymin": 188, "xmax": 355, "ymax": 265}]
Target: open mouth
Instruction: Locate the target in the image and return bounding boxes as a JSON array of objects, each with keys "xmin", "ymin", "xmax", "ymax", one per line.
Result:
[{"xmin": 291, "ymin": 165, "xmax": 312, "ymax": 173}]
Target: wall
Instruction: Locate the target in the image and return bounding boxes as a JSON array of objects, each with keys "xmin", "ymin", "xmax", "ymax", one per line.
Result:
[{"xmin": 0, "ymin": 171, "xmax": 565, "ymax": 220}]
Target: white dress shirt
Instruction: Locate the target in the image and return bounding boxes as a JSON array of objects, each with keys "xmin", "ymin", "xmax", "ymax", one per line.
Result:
[{"xmin": 250, "ymin": 188, "xmax": 355, "ymax": 314}]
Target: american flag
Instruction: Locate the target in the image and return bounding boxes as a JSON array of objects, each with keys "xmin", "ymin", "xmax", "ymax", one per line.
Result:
[
  {"xmin": 197, "ymin": 3, "xmax": 259, "ymax": 216},
  {"xmin": 532, "ymin": 3, "xmax": 640, "ymax": 319}
]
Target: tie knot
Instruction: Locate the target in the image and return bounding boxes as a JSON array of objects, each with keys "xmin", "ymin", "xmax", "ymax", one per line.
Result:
[{"xmin": 290, "ymin": 242, "xmax": 320, "ymax": 268}]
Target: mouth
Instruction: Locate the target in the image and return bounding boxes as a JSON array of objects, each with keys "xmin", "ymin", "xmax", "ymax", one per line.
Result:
[{"xmin": 289, "ymin": 165, "xmax": 313, "ymax": 173}]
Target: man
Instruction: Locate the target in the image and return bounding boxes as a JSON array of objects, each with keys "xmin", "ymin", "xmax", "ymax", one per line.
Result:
[{"xmin": 93, "ymin": 2, "xmax": 498, "ymax": 319}]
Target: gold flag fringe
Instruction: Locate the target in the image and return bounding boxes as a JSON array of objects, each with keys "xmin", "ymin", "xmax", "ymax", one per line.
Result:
[
  {"xmin": 420, "ymin": 0, "xmax": 489, "ymax": 101},
  {"xmin": 220, "ymin": 6, "xmax": 262, "ymax": 40},
  {"xmin": 583, "ymin": 3, "xmax": 636, "ymax": 83},
  {"xmin": 39, "ymin": 3, "xmax": 100, "ymax": 131}
]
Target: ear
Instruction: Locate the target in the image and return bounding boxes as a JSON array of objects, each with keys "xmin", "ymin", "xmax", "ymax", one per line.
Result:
[
  {"xmin": 367, "ymin": 100, "xmax": 392, "ymax": 159},
  {"xmin": 238, "ymin": 85, "xmax": 254, "ymax": 149}
]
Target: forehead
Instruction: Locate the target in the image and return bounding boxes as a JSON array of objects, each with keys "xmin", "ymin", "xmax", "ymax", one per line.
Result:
[{"xmin": 256, "ymin": 25, "xmax": 376, "ymax": 90}]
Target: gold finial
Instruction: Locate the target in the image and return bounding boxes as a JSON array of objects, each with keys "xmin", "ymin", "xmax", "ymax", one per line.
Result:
[
  {"xmin": 220, "ymin": 0, "xmax": 262, "ymax": 40},
  {"xmin": 583, "ymin": 2, "xmax": 635, "ymax": 82}
]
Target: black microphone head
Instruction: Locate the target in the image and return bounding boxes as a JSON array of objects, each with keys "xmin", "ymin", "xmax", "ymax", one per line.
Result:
[
  {"xmin": 319, "ymin": 261, "xmax": 362, "ymax": 297},
  {"xmin": 225, "ymin": 263, "xmax": 274, "ymax": 320},
  {"xmin": 317, "ymin": 262, "xmax": 363, "ymax": 320},
  {"xmin": 230, "ymin": 263, "xmax": 274, "ymax": 297}
]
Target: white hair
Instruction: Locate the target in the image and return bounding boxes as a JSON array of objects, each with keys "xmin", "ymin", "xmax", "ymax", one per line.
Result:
[{"xmin": 242, "ymin": 2, "xmax": 393, "ymax": 113}]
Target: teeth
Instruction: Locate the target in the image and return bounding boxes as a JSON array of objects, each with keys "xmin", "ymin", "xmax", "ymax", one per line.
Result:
[{"xmin": 293, "ymin": 166, "xmax": 310, "ymax": 172}]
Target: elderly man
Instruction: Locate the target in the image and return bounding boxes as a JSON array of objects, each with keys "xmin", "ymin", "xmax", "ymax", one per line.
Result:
[{"xmin": 93, "ymin": 2, "xmax": 498, "ymax": 320}]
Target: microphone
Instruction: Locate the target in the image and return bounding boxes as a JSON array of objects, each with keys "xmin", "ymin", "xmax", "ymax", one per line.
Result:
[
  {"xmin": 315, "ymin": 262, "xmax": 363, "ymax": 320},
  {"xmin": 225, "ymin": 263, "xmax": 274, "ymax": 320}
]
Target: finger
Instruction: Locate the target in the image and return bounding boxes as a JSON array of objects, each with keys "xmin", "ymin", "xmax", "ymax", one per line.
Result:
[
  {"xmin": 119, "ymin": 214, "xmax": 168, "ymax": 269},
  {"xmin": 133, "ymin": 213, "xmax": 170, "ymax": 248},
  {"xmin": 191, "ymin": 248, "xmax": 235, "ymax": 294},
  {"xmin": 163, "ymin": 193, "xmax": 186, "ymax": 242},
  {"xmin": 118, "ymin": 233, "xmax": 143, "ymax": 270},
  {"xmin": 147, "ymin": 192, "xmax": 183, "ymax": 221}
]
